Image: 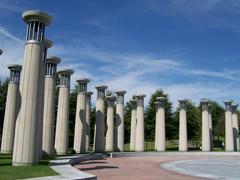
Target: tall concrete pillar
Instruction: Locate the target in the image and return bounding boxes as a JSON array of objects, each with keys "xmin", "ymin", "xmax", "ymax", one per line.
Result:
[
  {"xmin": 105, "ymin": 96, "xmax": 116, "ymax": 151},
  {"xmin": 135, "ymin": 94, "xmax": 145, "ymax": 152},
  {"xmin": 130, "ymin": 99, "xmax": 137, "ymax": 151},
  {"xmin": 54, "ymin": 69, "xmax": 74, "ymax": 155},
  {"xmin": 232, "ymin": 104, "xmax": 239, "ymax": 151},
  {"xmin": 201, "ymin": 99, "xmax": 210, "ymax": 151},
  {"xmin": 1, "ymin": 64, "xmax": 22, "ymax": 153},
  {"xmin": 178, "ymin": 99, "xmax": 188, "ymax": 151},
  {"xmin": 224, "ymin": 101, "xmax": 234, "ymax": 152},
  {"xmin": 209, "ymin": 103, "xmax": 213, "ymax": 150},
  {"xmin": 155, "ymin": 97, "xmax": 166, "ymax": 151},
  {"xmin": 12, "ymin": 10, "xmax": 52, "ymax": 166},
  {"xmin": 85, "ymin": 91, "xmax": 93, "ymax": 152},
  {"xmin": 36, "ymin": 39, "xmax": 52, "ymax": 160},
  {"xmin": 73, "ymin": 78, "xmax": 90, "ymax": 154},
  {"xmin": 42, "ymin": 56, "xmax": 61, "ymax": 156},
  {"xmin": 115, "ymin": 90, "xmax": 126, "ymax": 152},
  {"xmin": 94, "ymin": 85, "xmax": 108, "ymax": 152}
]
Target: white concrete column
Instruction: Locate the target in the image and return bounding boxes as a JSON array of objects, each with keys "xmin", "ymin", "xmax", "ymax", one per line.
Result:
[
  {"xmin": 1, "ymin": 65, "xmax": 22, "ymax": 154},
  {"xmin": 209, "ymin": 104, "xmax": 213, "ymax": 150},
  {"xmin": 135, "ymin": 94, "xmax": 146, "ymax": 152},
  {"xmin": 54, "ymin": 69, "xmax": 74, "ymax": 155},
  {"xmin": 178, "ymin": 99, "xmax": 188, "ymax": 151},
  {"xmin": 42, "ymin": 57, "xmax": 61, "ymax": 156},
  {"xmin": 115, "ymin": 90, "xmax": 126, "ymax": 152},
  {"xmin": 73, "ymin": 78, "xmax": 90, "ymax": 154},
  {"xmin": 85, "ymin": 91, "xmax": 93, "ymax": 152},
  {"xmin": 130, "ymin": 99, "xmax": 137, "ymax": 151},
  {"xmin": 105, "ymin": 96, "xmax": 116, "ymax": 151},
  {"xmin": 94, "ymin": 85, "xmax": 108, "ymax": 152},
  {"xmin": 232, "ymin": 104, "xmax": 239, "ymax": 151},
  {"xmin": 12, "ymin": 10, "xmax": 52, "ymax": 166},
  {"xmin": 155, "ymin": 97, "xmax": 166, "ymax": 151},
  {"xmin": 201, "ymin": 99, "xmax": 210, "ymax": 151},
  {"xmin": 224, "ymin": 101, "xmax": 234, "ymax": 152},
  {"xmin": 36, "ymin": 39, "xmax": 52, "ymax": 161}
]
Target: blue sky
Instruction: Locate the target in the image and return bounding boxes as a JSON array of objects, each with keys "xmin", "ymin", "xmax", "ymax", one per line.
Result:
[{"xmin": 1, "ymin": 0, "xmax": 240, "ymax": 108}]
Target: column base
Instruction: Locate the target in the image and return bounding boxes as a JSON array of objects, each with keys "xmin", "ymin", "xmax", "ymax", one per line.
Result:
[
  {"xmin": 0, "ymin": 150, "xmax": 12, "ymax": 154},
  {"xmin": 12, "ymin": 161, "xmax": 35, "ymax": 166}
]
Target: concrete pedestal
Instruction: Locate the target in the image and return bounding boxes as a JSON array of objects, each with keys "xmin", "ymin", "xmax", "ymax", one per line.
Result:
[
  {"xmin": 130, "ymin": 99, "xmax": 137, "ymax": 151},
  {"xmin": 224, "ymin": 101, "xmax": 234, "ymax": 152},
  {"xmin": 178, "ymin": 99, "xmax": 188, "ymax": 151},
  {"xmin": 135, "ymin": 94, "xmax": 145, "ymax": 152},
  {"xmin": 1, "ymin": 65, "xmax": 22, "ymax": 153}
]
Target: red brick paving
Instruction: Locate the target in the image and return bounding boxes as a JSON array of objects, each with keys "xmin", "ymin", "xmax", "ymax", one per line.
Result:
[{"xmin": 73, "ymin": 155, "xmax": 218, "ymax": 180}]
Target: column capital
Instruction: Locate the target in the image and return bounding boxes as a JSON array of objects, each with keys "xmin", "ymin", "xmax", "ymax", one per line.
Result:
[
  {"xmin": 200, "ymin": 99, "xmax": 210, "ymax": 111},
  {"xmin": 106, "ymin": 95, "xmax": 116, "ymax": 107},
  {"xmin": 178, "ymin": 99, "xmax": 188, "ymax": 110},
  {"xmin": 115, "ymin": 90, "xmax": 126, "ymax": 104},
  {"xmin": 86, "ymin": 91, "xmax": 93, "ymax": 97},
  {"xmin": 22, "ymin": 10, "xmax": 52, "ymax": 26},
  {"xmin": 130, "ymin": 99, "xmax": 137, "ymax": 109},
  {"xmin": 0, "ymin": 49, "xmax": 2, "ymax": 55},
  {"xmin": 156, "ymin": 96, "xmax": 166, "ymax": 108},
  {"xmin": 57, "ymin": 69, "xmax": 74, "ymax": 88},
  {"xmin": 134, "ymin": 94, "xmax": 146, "ymax": 107},
  {"xmin": 223, "ymin": 100, "xmax": 233, "ymax": 112},
  {"xmin": 43, "ymin": 39, "xmax": 53, "ymax": 49},
  {"xmin": 7, "ymin": 64, "xmax": 22, "ymax": 84},
  {"xmin": 95, "ymin": 85, "xmax": 108, "ymax": 99},
  {"xmin": 76, "ymin": 78, "xmax": 90, "ymax": 93},
  {"xmin": 231, "ymin": 104, "xmax": 238, "ymax": 113},
  {"xmin": 45, "ymin": 56, "xmax": 61, "ymax": 77}
]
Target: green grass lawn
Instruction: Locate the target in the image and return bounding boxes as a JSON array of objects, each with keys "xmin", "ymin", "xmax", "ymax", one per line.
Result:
[{"xmin": 0, "ymin": 154, "xmax": 58, "ymax": 180}]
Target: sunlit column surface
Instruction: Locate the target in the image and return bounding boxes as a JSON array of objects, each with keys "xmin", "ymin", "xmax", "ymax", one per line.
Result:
[
  {"xmin": 178, "ymin": 99, "xmax": 188, "ymax": 151},
  {"xmin": 94, "ymin": 85, "xmax": 108, "ymax": 152},
  {"xmin": 12, "ymin": 10, "xmax": 52, "ymax": 166},
  {"xmin": 54, "ymin": 69, "xmax": 74, "ymax": 155},
  {"xmin": 130, "ymin": 99, "xmax": 137, "ymax": 151},
  {"xmin": 224, "ymin": 101, "xmax": 234, "ymax": 152},
  {"xmin": 135, "ymin": 94, "xmax": 146, "ymax": 152},
  {"xmin": 201, "ymin": 99, "xmax": 210, "ymax": 151},
  {"xmin": 73, "ymin": 78, "xmax": 90, "ymax": 154},
  {"xmin": 105, "ymin": 96, "xmax": 116, "ymax": 151},
  {"xmin": 232, "ymin": 104, "xmax": 239, "ymax": 151},
  {"xmin": 1, "ymin": 64, "xmax": 22, "ymax": 154},
  {"xmin": 42, "ymin": 56, "xmax": 61, "ymax": 156}
]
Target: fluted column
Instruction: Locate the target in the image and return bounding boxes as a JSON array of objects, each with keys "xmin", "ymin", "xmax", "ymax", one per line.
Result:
[
  {"xmin": 85, "ymin": 91, "xmax": 93, "ymax": 152},
  {"xmin": 224, "ymin": 101, "xmax": 234, "ymax": 151},
  {"xmin": 36, "ymin": 39, "xmax": 52, "ymax": 160},
  {"xmin": 13, "ymin": 10, "xmax": 52, "ymax": 166},
  {"xmin": 201, "ymin": 99, "xmax": 210, "ymax": 151},
  {"xmin": 178, "ymin": 99, "xmax": 188, "ymax": 151},
  {"xmin": 232, "ymin": 104, "xmax": 239, "ymax": 151},
  {"xmin": 135, "ymin": 94, "xmax": 145, "ymax": 152},
  {"xmin": 42, "ymin": 56, "xmax": 61, "ymax": 156},
  {"xmin": 73, "ymin": 78, "xmax": 90, "ymax": 154},
  {"xmin": 105, "ymin": 96, "xmax": 116, "ymax": 151},
  {"xmin": 209, "ymin": 104, "xmax": 213, "ymax": 150},
  {"xmin": 94, "ymin": 85, "xmax": 108, "ymax": 152},
  {"xmin": 1, "ymin": 64, "xmax": 22, "ymax": 154},
  {"xmin": 54, "ymin": 69, "xmax": 74, "ymax": 155},
  {"xmin": 115, "ymin": 90, "xmax": 126, "ymax": 152},
  {"xmin": 130, "ymin": 99, "xmax": 137, "ymax": 151},
  {"xmin": 155, "ymin": 97, "xmax": 166, "ymax": 151}
]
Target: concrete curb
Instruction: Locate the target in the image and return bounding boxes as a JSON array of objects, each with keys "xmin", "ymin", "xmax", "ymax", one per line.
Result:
[{"xmin": 25, "ymin": 153, "xmax": 107, "ymax": 180}]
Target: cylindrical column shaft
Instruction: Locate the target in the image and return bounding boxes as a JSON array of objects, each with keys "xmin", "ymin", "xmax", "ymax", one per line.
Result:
[
  {"xmin": 115, "ymin": 91, "xmax": 126, "ymax": 152},
  {"xmin": 209, "ymin": 107, "xmax": 213, "ymax": 150},
  {"xmin": 54, "ymin": 69, "xmax": 73, "ymax": 155},
  {"xmin": 178, "ymin": 99, "xmax": 188, "ymax": 151},
  {"xmin": 224, "ymin": 101, "xmax": 234, "ymax": 151},
  {"xmin": 85, "ymin": 91, "xmax": 93, "ymax": 152},
  {"xmin": 105, "ymin": 96, "xmax": 115, "ymax": 151},
  {"xmin": 1, "ymin": 65, "xmax": 21, "ymax": 153},
  {"xmin": 232, "ymin": 104, "xmax": 239, "ymax": 151},
  {"xmin": 94, "ymin": 85, "xmax": 107, "ymax": 152},
  {"xmin": 130, "ymin": 99, "xmax": 137, "ymax": 151},
  {"xmin": 135, "ymin": 94, "xmax": 145, "ymax": 152},
  {"xmin": 42, "ymin": 57, "xmax": 60, "ymax": 156},
  {"xmin": 201, "ymin": 99, "xmax": 210, "ymax": 151}
]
